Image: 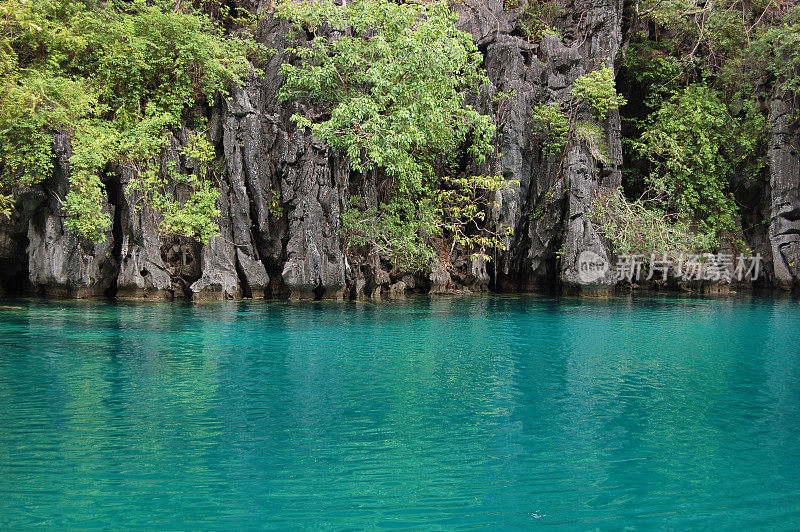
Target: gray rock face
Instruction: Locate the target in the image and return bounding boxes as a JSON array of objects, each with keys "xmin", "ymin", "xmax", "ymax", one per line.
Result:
[
  {"xmin": 558, "ymin": 144, "xmax": 619, "ymax": 292},
  {"xmin": 25, "ymin": 134, "xmax": 117, "ymax": 298},
  {"xmin": 280, "ymin": 138, "xmax": 348, "ymax": 300},
  {"xmin": 462, "ymin": 0, "xmax": 623, "ymax": 294},
  {"xmin": 768, "ymin": 91, "xmax": 800, "ymax": 289},
  {"xmin": 115, "ymin": 166, "xmax": 174, "ymax": 299},
  {"xmin": 190, "ymin": 82, "xmax": 273, "ymax": 300},
  {"xmin": 207, "ymin": 15, "xmax": 348, "ymax": 300},
  {"xmin": 27, "ymin": 210, "xmax": 116, "ymax": 298},
  {"xmin": 429, "ymin": 260, "xmax": 454, "ymax": 294},
  {"xmin": 190, "ymin": 179, "xmax": 244, "ymax": 300}
]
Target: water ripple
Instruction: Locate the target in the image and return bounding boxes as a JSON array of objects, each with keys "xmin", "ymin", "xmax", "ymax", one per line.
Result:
[{"xmin": 0, "ymin": 295, "xmax": 799, "ymax": 528}]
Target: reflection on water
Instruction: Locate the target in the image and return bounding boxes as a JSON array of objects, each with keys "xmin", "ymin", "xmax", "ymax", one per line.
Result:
[{"xmin": 0, "ymin": 295, "xmax": 799, "ymax": 528}]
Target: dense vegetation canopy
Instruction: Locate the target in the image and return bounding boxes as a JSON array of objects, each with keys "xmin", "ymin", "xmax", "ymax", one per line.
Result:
[
  {"xmin": 0, "ymin": 0, "xmax": 262, "ymax": 242},
  {"xmin": 603, "ymin": 0, "xmax": 800, "ymax": 255}
]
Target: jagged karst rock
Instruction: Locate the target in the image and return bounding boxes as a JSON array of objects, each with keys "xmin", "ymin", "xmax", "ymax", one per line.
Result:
[
  {"xmin": 429, "ymin": 260, "xmax": 454, "ymax": 294},
  {"xmin": 211, "ymin": 82, "xmax": 273, "ymax": 298},
  {"xmin": 114, "ymin": 164, "xmax": 174, "ymax": 299},
  {"xmin": 559, "ymin": 145, "xmax": 618, "ymax": 293},
  {"xmin": 190, "ymin": 180, "xmax": 244, "ymax": 300},
  {"xmin": 280, "ymin": 135, "xmax": 348, "ymax": 299},
  {"xmin": 210, "ymin": 17, "xmax": 349, "ymax": 300},
  {"xmin": 1, "ymin": 0, "xmax": 797, "ymax": 298},
  {"xmin": 27, "ymin": 210, "xmax": 117, "ymax": 298},
  {"xmin": 26, "ymin": 133, "xmax": 117, "ymax": 298},
  {"xmin": 462, "ymin": 0, "xmax": 623, "ymax": 294},
  {"xmin": 768, "ymin": 91, "xmax": 800, "ymax": 289}
]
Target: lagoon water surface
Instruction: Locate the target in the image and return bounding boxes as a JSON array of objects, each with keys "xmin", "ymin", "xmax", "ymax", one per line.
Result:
[{"xmin": 1, "ymin": 295, "xmax": 799, "ymax": 529}]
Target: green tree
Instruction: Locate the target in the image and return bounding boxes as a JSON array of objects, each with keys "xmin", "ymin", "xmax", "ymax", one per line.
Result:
[
  {"xmin": 276, "ymin": 0, "xmax": 511, "ymax": 270},
  {"xmin": 613, "ymin": 0, "xmax": 787, "ymax": 255}
]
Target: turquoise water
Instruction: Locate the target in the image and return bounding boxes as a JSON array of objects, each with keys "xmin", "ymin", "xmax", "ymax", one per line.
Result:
[{"xmin": 0, "ymin": 295, "xmax": 799, "ymax": 529}]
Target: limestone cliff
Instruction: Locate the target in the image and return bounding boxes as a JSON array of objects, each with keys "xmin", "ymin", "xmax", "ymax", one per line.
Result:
[{"xmin": 0, "ymin": 0, "xmax": 796, "ymax": 299}]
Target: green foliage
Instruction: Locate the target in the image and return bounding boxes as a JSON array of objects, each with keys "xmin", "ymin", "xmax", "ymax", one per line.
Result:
[
  {"xmin": 634, "ymin": 84, "xmax": 740, "ymax": 242},
  {"xmin": 758, "ymin": 8, "xmax": 800, "ymax": 94},
  {"xmin": 617, "ymin": 0, "xmax": 787, "ymax": 252},
  {"xmin": 269, "ymin": 189, "xmax": 285, "ymax": 219},
  {"xmin": 125, "ymin": 133, "xmax": 222, "ymax": 243},
  {"xmin": 341, "ymin": 196, "xmax": 438, "ymax": 272},
  {"xmin": 63, "ymin": 172, "xmax": 111, "ymax": 241},
  {"xmin": 152, "ymin": 175, "xmax": 221, "ymax": 243},
  {"xmin": 622, "ymin": 41, "xmax": 683, "ymax": 89},
  {"xmin": 0, "ymin": 0, "xmax": 263, "ymax": 242},
  {"xmin": 515, "ymin": 0, "xmax": 563, "ymax": 41},
  {"xmin": 574, "ymin": 121, "xmax": 610, "ymax": 164},
  {"xmin": 277, "ymin": 0, "xmax": 493, "ymax": 189},
  {"xmin": 570, "ymin": 65, "xmax": 626, "ymax": 121},
  {"xmin": 342, "ymin": 174, "xmax": 514, "ymax": 271},
  {"xmin": 437, "ymin": 174, "xmax": 516, "ymax": 262},
  {"xmin": 278, "ymin": 0, "xmax": 510, "ymax": 270},
  {"xmin": 530, "ymin": 102, "xmax": 569, "ymax": 153},
  {"xmin": 0, "ymin": 192, "xmax": 11, "ymax": 218}
]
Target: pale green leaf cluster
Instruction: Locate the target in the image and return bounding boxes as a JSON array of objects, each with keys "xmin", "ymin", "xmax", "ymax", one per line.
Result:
[
  {"xmin": 758, "ymin": 9, "xmax": 800, "ymax": 94},
  {"xmin": 570, "ymin": 65, "xmax": 626, "ymax": 121},
  {"xmin": 0, "ymin": 193, "xmax": 11, "ymax": 218},
  {"xmin": 574, "ymin": 122, "xmax": 610, "ymax": 164},
  {"xmin": 530, "ymin": 102, "xmax": 569, "ymax": 153},
  {"xmin": 530, "ymin": 65, "xmax": 624, "ymax": 158},
  {"xmin": 438, "ymin": 174, "xmax": 516, "ymax": 262},
  {"xmin": 125, "ymin": 133, "xmax": 222, "ymax": 243},
  {"xmin": 342, "ymin": 173, "xmax": 515, "ymax": 271}
]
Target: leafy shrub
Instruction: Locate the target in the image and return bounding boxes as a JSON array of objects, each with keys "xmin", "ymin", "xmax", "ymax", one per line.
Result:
[
  {"xmin": 530, "ymin": 65, "xmax": 625, "ymax": 159},
  {"xmin": 590, "ymin": 190, "xmax": 717, "ymax": 256},
  {"xmin": 570, "ymin": 65, "xmax": 626, "ymax": 121},
  {"xmin": 530, "ymin": 102, "xmax": 570, "ymax": 153},
  {"xmin": 518, "ymin": 0, "xmax": 563, "ymax": 41}
]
